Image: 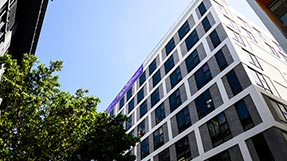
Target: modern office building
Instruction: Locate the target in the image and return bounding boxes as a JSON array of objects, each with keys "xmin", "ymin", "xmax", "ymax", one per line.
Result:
[
  {"xmin": 247, "ymin": 0, "xmax": 287, "ymax": 53},
  {"xmin": 107, "ymin": 0, "xmax": 287, "ymax": 160}
]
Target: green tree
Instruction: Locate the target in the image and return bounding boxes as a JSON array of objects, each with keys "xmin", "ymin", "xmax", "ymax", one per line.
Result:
[{"xmin": 0, "ymin": 54, "xmax": 139, "ymax": 160}]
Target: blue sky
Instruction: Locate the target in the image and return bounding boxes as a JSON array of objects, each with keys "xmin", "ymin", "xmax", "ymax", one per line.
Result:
[{"xmin": 36, "ymin": 0, "xmax": 266, "ymax": 112}]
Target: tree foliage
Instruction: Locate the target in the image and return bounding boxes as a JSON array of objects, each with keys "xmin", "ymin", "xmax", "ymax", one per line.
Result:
[{"xmin": 0, "ymin": 54, "xmax": 139, "ymax": 160}]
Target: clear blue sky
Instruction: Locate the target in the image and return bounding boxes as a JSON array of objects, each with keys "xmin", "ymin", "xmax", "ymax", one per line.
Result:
[{"xmin": 36, "ymin": 0, "xmax": 266, "ymax": 112}]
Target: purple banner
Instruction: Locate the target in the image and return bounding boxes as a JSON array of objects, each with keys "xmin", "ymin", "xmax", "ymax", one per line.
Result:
[{"xmin": 106, "ymin": 65, "xmax": 144, "ymax": 113}]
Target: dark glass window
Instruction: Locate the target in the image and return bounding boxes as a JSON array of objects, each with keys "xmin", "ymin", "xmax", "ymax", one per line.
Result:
[
  {"xmin": 164, "ymin": 55, "xmax": 175, "ymax": 74},
  {"xmin": 155, "ymin": 103, "xmax": 165, "ymax": 124},
  {"xmin": 206, "ymin": 150, "xmax": 231, "ymax": 161},
  {"xmin": 138, "ymin": 120, "xmax": 146, "ymax": 137},
  {"xmin": 198, "ymin": 2, "xmax": 207, "ymax": 16},
  {"xmin": 178, "ymin": 21, "xmax": 190, "ymax": 40},
  {"xmin": 210, "ymin": 30, "xmax": 221, "ymax": 48},
  {"xmin": 195, "ymin": 63, "xmax": 212, "ymax": 89},
  {"xmin": 126, "ymin": 116, "xmax": 132, "ymax": 130},
  {"xmin": 152, "ymin": 70, "xmax": 161, "ymax": 87},
  {"xmin": 153, "ymin": 127, "xmax": 164, "ymax": 150},
  {"xmin": 207, "ymin": 113, "xmax": 232, "ymax": 147},
  {"xmin": 141, "ymin": 138, "xmax": 149, "ymax": 159},
  {"xmin": 139, "ymin": 100, "xmax": 147, "ymax": 118},
  {"xmin": 252, "ymin": 133, "xmax": 274, "ymax": 161},
  {"xmin": 165, "ymin": 38, "xmax": 175, "ymax": 56},
  {"xmin": 215, "ymin": 49, "xmax": 228, "ymax": 71},
  {"xmin": 151, "ymin": 88, "xmax": 160, "ymax": 107},
  {"xmin": 185, "ymin": 49, "xmax": 200, "ymax": 72},
  {"xmin": 139, "ymin": 71, "xmax": 146, "ymax": 87},
  {"xmin": 158, "ymin": 148, "xmax": 170, "ymax": 161},
  {"xmin": 119, "ymin": 97, "xmax": 125, "ymax": 109},
  {"xmin": 127, "ymin": 88, "xmax": 133, "ymax": 101},
  {"xmin": 176, "ymin": 106, "xmax": 191, "ymax": 133},
  {"xmin": 226, "ymin": 70, "xmax": 242, "ymax": 95},
  {"xmin": 137, "ymin": 88, "xmax": 144, "ymax": 104},
  {"xmin": 110, "ymin": 109, "xmax": 114, "ymax": 117},
  {"xmin": 175, "ymin": 136, "xmax": 192, "ymax": 161},
  {"xmin": 149, "ymin": 59, "xmax": 157, "ymax": 75},
  {"xmin": 185, "ymin": 30, "xmax": 199, "ymax": 51},
  {"xmin": 202, "ymin": 16, "xmax": 211, "ymax": 32},
  {"xmin": 128, "ymin": 98, "xmax": 134, "ymax": 113},
  {"xmin": 195, "ymin": 89, "xmax": 214, "ymax": 119},
  {"xmin": 235, "ymin": 99, "xmax": 254, "ymax": 131},
  {"xmin": 270, "ymin": 99, "xmax": 287, "ymax": 121},
  {"xmin": 169, "ymin": 89, "xmax": 182, "ymax": 112},
  {"xmin": 170, "ymin": 67, "xmax": 182, "ymax": 88}
]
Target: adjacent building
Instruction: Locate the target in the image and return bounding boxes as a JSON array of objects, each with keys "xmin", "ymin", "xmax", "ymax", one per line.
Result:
[
  {"xmin": 247, "ymin": 0, "xmax": 287, "ymax": 53},
  {"xmin": 107, "ymin": 0, "xmax": 287, "ymax": 160}
]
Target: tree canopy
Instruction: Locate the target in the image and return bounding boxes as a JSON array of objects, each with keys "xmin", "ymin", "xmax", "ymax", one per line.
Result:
[{"xmin": 0, "ymin": 54, "xmax": 139, "ymax": 160}]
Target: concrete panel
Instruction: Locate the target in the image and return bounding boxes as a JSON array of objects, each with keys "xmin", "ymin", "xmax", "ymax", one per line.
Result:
[
  {"xmin": 207, "ymin": 56, "xmax": 221, "ymax": 79},
  {"xmin": 180, "ymin": 84, "xmax": 188, "ymax": 103},
  {"xmin": 196, "ymin": 21, "xmax": 205, "ymax": 39},
  {"xmin": 221, "ymin": 45, "xmax": 234, "ymax": 65},
  {"xmin": 234, "ymin": 64, "xmax": 251, "ymax": 90},
  {"xmin": 224, "ymin": 107, "xmax": 244, "ymax": 137},
  {"xmin": 163, "ymin": 123, "xmax": 169, "ymax": 143},
  {"xmin": 197, "ymin": 43, "xmax": 207, "ymax": 61},
  {"xmin": 199, "ymin": 123, "xmax": 213, "ymax": 152},
  {"xmin": 189, "ymin": 131, "xmax": 200, "ymax": 158},
  {"xmin": 169, "ymin": 143, "xmax": 177, "ymax": 161},
  {"xmin": 246, "ymin": 138, "xmax": 260, "ymax": 161},
  {"xmin": 244, "ymin": 95, "xmax": 262, "ymax": 125},
  {"xmin": 209, "ymin": 83, "xmax": 223, "ymax": 108},
  {"xmin": 188, "ymin": 75, "xmax": 198, "ymax": 96},
  {"xmin": 170, "ymin": 114, "xmax": 178, "ymax": 138},
  {"xmin": 189, "ymin": 101, "xmax": 199, "ymax": 124},
  {"xmin": 228, "ymin": 145, "xmax": 244, "ymax": 161}
]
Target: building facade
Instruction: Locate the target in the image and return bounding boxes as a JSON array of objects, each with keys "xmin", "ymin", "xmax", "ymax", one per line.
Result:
[
  {"xmin": 107, "ymin": 0, "xmax": 287, "ymax": 160},
  {"xmin": 247, "ymin": 0, "xmax": 287, "ymax": 53}
]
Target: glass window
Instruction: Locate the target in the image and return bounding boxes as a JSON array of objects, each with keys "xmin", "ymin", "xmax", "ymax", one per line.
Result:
[
  {"xmin": 165, "ymin": 38, "xmax": 175, "ymax": 56},
  {"xmin": 266, "ymin": 43, "xmax": 280, "ymax": 58},
  {"xmin": 270, "ymin": 99, "xmax": 287, "ymax": 122},
  {"xmin": 185, "ymin": 30, "xmax": 199, "ymax": 51},
  {"xmin": 109, "ymin": 109, "xmax": 114, "ymax": 117},
  {"xmin": 158, "ymin": 148, "xmax": 170, "ymax": 161},
  {"xmin": 176, "ymin": 106, "xmax": 191, "ymax": 133},
  {"xmin": 251, "ymin": 133, "xmax": 274, "ymax": 161},
  {"xmin": 178, "ymin": 21, "xmax": 190, "ymax": 40},
  {"xmin": 138, "ymin": 120, "xmax": 146, "ymax": 137},
  {"xmin": 151, "ymin": 88, "xmax": 160, "ymax": 107},
  {"xmin": 152, "ymin": 70, "xmax": 161, "ymax": 87},
  {"xmin": 175, "ymin": 136, "xmax": 192, "ymax": 161},
  {"xmin": 195, "ymin": 89, "xmax": 214, "ymax": 119},
  {"xmin": 139, "ymin": 71, "xmax": 146, "ymax": 87},
  {"xmin": 215, "ymin": 49, "xmax": 228, "ymax": 71},
  {"xmin": 169, "ymin": 89, "xmax": 182, "ymax": 112},
  {"xmin": 185, "ymin": 49, "xmax": 200, "ymax": 72},
  {"xmin": 126, "ymin": 115, "xmax": 133, "ymax": 130},
  {"xmin": 235, "ymin": 99, "xmax": 254, "ymax": 130},
  {"xmin": 210, "ymin": 30, "xmax": 221, "ymax": 48},
  {"xmin": 127, "ymin": 87, "xmax": 133, "ymax": 101},
  {"xmin": 141, "ymin": 138, "xmax": 149, "ymax": 159},
  {"xmin": 249, "ymin": 69, "xmax": 272, "ymax": 93},
  {"xmin": 170, "ymin": 67, "xmax": 182, "ymax": 88},
  {"xmin": 149, "ymin": 59, "xmax": 157, "ymax": 75},
  {"xmin": 195, "ymin": 63, "xmax": 212, "ymax": 89},
  {"xmin": 139, "ymin": 100, "xmax": 147, "ymax": 118},
  {"xmin": 202, "ymin": 16, "xmax": 211, "ymax": 32},
  {"xmin": 207, "ymin": 113, "xmax": 232, "ymax": 147},
  {"xmin": 137, "ymin": 88, "xmax": 144, "ymax": 104},
  {"xmin": 198, "ymin": 2, "xmax": 207, "ymax": 16},
  {"xmin": 245, "ymin": 29, "xmax": 257, "ymax": 43},
  {"xmin": 232, "ymin": 31, "xmax": 245, "ymax": 45},
  {"xmin": 242, "ymin": 48, "xmax": 262, "ymax": 69},
  {"xmin": 153, "ymin": 126, "xmax": 164, "ymax": 150},
  {"xmin": 155, "ymin": 103, "xmax": 165, "ymax": 124},
  {"xmin": 227, "ymin": 18, "xmax": 239, "ymax": 31},
  {"xmin": 164, "ymin": 55, "xmax": 175, "ymax": 74},
  {"xmin": 226, "ymin": 70, "xmax": 242, "ymax": 96},
  {"xmin": 206, "ymin": 150, "xmax": 231, "ymax": 161},
  {"xmin": 128, "ymin": 98, "xmax": 134, "ymax": 113},
  {"xmin": 119, "ymin": 97, "xmax": 125, "ymax": 109}
]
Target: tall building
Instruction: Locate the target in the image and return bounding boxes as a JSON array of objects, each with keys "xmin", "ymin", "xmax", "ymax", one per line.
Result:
[
  {"xmin": 247, "ymin": 0, "xmax": 287, "ymax": 53},
  {"xmin": 107, "ymin": 0, "xmax": 287, "ymax": 160}
]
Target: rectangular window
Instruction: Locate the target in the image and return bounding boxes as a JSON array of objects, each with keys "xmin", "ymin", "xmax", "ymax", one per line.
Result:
[
  {"xmin": 128, "ymin": 98, "xmax": 134, "ymax": 113},
  {"xmin": 207, "ymin": 113, "xmax": 232, "ymax": 147},
  {"xmin": 165, "ymin": 38, "xmax": 175, "ymax": 56},
  {"xmin": 185, "ymin": 30, "xmax": 199, "ymax": 51},
  {"xmin": 119, "ymin": 97, "xmax": 125, "ymax": 109},
  {"xmin": 198, "ymin": 2, "xmax": 207, "ymax": 16},
  {"xmin": 232, "ymin": 31, "xmax": 245, "ymax": 45},
  {"xmin": 178, "ymin": 21, "xmax": 190, "ymax": 40},
  {"xmin": 137, "ymin": 88, "xmax": 144, "ymax": 104},
  {"xmin": 175, "ymin": 136, "xmax": 192, "ymax": 161},
  {"xmin": 210, "ymin": 30, "xmax": 221, "ymax": 48},
  {"xmin": 169, "ymin": 89, "xmax": 182, "ymax": 112},
  {"xmin": 126, "ymin": 115, "xmax": 133, "ymax": 130},
  {"xmin": 185, "ymin": 49, "xmax": 200, "ymax": 72},
  {"xmin": 239, "ymin": 17, "xmax": 250, "ymax": 29},
  {"xmin": 266, "ymin": 43, "xmax": 280, "ymax": 58},
  {"xmin": 164, "ymin": 55, "xmax": 175, "ymax": 74},
  {"xmin": 155, "ymin": 103, "xmax": 165, "ymax": 124},
  {"xmin": 249, "ymin": 69, "xmax": 272, "ymax": 93},
  {"xmin": 153, "ymin": 127, "xmax": 164, "ymax": 150},
  {"xmin": 127, "ymin": 88, "xmax": 133, "ymax": 101},
  {"xmin": 195, "ymin": 89, "xmax": 214, "ymax": 119},
  {"xmin": 270, "ymin": 99, "xmax": 287, "ymax": 122},
  {"xmin": 139, "ymin": 100, "xmax": 147, "ymax": 118},
  {"xmin": 176, "ymin": 106, "xmax": 191, "ymax": 133},
  {"xmin": 158, "ymin": 148, "xmax": 170, "ymax": 161},
  {"xmin": 215, "ymin": 49, "xmax": 228, "ymax": 71},
  {"xmin": 195, "ymin": 63, "xmax": 212, "ymax": 89},
  {"xmin": 139, "ymin": 71, "xmax": 146, "ymax": 87},
  {"xmin": 170, "ymin": 67, "xmax": 182, "ymax": 88},
  {"xmin": 149, "ymin": 59, "xmax": 157, "ymax": 75},
  {"xmin": 226, "ymin": 70, "xmax": 243, "ymax": 96},
  {"xmin": 242, "ymin": 48, "xmax": 262, "ymax": 69},
  {"xmin": 151, "ymin": 88, "xmax": 160, "ymax": 107},
  {"xmin": 227, "ymin": 17, "xmax": 239, "ymax": 31},
  {"xmin": 138, "ymin": 120, "xmax": 146, "ymax": 137},
  {"xmin": 251, "ymin": 133, "xmax": 274, "ymax": 161},
  {"xmin": 253, "ymin": 27, "xmax": 266, "ymax": 41},
  {"xmin": 245, "ymin": 29, "xmax": 257, "ymax": 43},
  {"xmin": 235, "ymin": 99, "xmax": 254, "ymax": 130},
  {"xmin": 215, "ymin": 2, "xmax": 228, "ymax": 15},
  {"xmin": 202, "ymin": 16, "xmax": 211, "ymax": 32},
  {"xmin": 206, "ymin": 150, "xmax": 231, "ymax": 161},
  {"xmin": 109, "ymin": 109, "xmax": 114, "ymax": 117},
  {"xmin": 141, "ymin": 138, "xmax": 149, "ymax": 159},
  {"xmin": 152, "ymin": 70, "xmax": 161, "ymax": 87}
]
